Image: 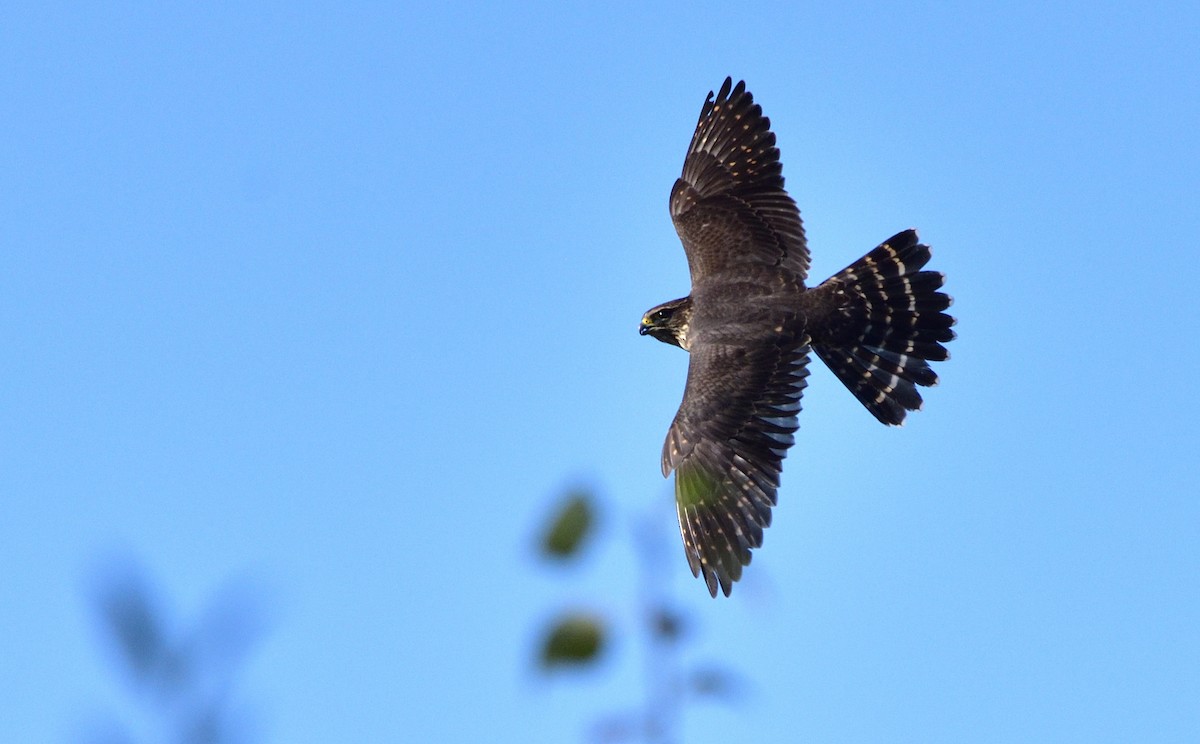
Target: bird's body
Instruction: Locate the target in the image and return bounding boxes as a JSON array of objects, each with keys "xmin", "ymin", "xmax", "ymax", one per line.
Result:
[{"xmin": 641, "ymin": 78, "xmax": 956, "ymax": 597}]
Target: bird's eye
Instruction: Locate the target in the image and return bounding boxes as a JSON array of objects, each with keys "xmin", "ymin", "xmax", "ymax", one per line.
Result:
[{"xmin": 655, "ymin": 310, "xmax": 671, "ymax": 321}]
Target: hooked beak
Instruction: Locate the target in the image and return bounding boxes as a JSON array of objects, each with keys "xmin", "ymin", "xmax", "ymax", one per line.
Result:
[{"xmin": 639, "ymin": 323, "xmax": 651, "ymax": 336}]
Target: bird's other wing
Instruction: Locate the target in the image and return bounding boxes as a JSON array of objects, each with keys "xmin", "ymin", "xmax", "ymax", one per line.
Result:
[
  {"xmin": 670, "ymin": 78, "xmax": 810, "ymax": 283},
  {"xmin": 661, "ymin": 337, "xmax": 811, "ymax": 596}
]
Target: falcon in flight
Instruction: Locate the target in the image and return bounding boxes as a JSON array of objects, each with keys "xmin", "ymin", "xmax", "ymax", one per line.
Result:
[{"xmin": 640, "ymin": 78, "xmax": 956, "ymax": 597}]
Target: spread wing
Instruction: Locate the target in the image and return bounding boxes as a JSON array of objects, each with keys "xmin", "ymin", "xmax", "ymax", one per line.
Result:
[
  {"xmin": 669, "ymin": 78, "xmax": 810, "ymax": 283},
  {"xmin": 661, "ymin": 338, "xmax": 811, "ymax": 597}
]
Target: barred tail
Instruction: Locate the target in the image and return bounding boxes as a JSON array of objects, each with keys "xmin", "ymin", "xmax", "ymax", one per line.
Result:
[{"xmin": 810, "ymin": 229, "xmax": 956, "ymax": 425}]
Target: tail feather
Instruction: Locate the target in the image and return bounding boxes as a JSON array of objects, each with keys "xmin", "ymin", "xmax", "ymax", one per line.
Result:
[
  {"xmin": 855, "ymin": 337, "xmax": 949, "ymax": 363},
  {"xmin": 874, "ymin": 274, "xmax": 952, "ymax": 310},
  {"xmin": 859, "ymin": 345, "xmax": 938, "ymax": 387},
  {"xmin": 810, "ymin": 229, "xmax": 956, "ymax": 426}
]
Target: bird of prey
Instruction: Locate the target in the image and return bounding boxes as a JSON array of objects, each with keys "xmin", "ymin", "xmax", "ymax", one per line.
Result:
[{"xmin": 640, "ymin": 78, "xmax": 956, "ymax": 597}]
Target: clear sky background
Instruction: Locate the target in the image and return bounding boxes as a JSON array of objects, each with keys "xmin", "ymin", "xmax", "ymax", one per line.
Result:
[{"xmin": 3, "ymin": 2, "xmax": 1198, "ymax": 742}]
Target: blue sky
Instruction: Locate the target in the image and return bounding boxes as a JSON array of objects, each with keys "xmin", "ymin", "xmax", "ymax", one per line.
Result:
[{"xmin": 3, "ymin": 1, "xmax": 1198, "ymax": 742}]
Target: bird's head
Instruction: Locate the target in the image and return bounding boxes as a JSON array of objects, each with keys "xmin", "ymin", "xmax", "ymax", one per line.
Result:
[{"xmin": 640, "ymin": 297, "xmax": 693, "ymax": 350}]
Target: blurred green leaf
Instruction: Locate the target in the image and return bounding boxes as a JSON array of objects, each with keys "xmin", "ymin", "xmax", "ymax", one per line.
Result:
[
  {"xmin": 539, "ymin": 491, "xmax": 595, "ymax": 559},
  {"xmin": 539, "ymin": 613, "xmax": 606, "ymax": 669}
]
